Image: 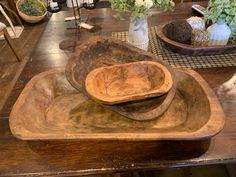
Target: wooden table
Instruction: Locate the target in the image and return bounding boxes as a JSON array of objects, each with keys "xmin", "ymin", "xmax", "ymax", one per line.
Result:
[{"xmin": 1, "ymin": 2, "xmax": 236, "ymax": 176}]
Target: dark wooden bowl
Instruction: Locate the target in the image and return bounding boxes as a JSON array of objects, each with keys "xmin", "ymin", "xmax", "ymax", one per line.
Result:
[
  {"xmin": 66, "ymin": 36, "xmax": 175, "ymax": 121},
  {"xmin": 156, "ymin": 22, "xmax": 236, "ymax": 56},
  {"xmin": 85, "ymin": 61, "xmax": 173, "ymax": 105}
]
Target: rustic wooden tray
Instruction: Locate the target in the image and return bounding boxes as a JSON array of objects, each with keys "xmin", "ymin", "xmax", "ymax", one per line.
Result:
[
  {"xmin": 66, "ymin": 36, "xmax": 175, "ymax": 121},
  {"xmin": 156, "ymin": 22, "xmax": 236, "ymax": 56},
  {"xmin": 85, "ymin": 61, "xmax": 173, "ymax": 105},
  {"xmin": 9, "ymin": 68, "xmax": 225, "ymax": 140}
]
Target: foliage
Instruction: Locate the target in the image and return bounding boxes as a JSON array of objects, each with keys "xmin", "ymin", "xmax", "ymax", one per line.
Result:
[
  {"xmin": 204, "ymin": 0, "xmax": 236, "ymax": 32},
  {"xmin": 19, "ymin": 0, "xmax": 45, "ymax": 16},
  {"xmin": 229, "ymin": 34, "xmax": 236, "ymax": 44},
  {"xmin": 110, "ymin": 0, "xmax": 175, "ymax": 19}
]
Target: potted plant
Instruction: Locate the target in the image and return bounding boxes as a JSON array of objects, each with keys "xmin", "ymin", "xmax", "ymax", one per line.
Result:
[
  {"xmin": 110, "ymin": 0, "xmax": 174, "ymax": 50},
  {"xmin": 205, "ymin": 0, "xmax": 236, "ymax": 45}
]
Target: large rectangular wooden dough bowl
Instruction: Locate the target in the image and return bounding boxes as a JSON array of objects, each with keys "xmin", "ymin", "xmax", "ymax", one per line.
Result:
[{"xmin": 9, "ymin": 68, "xmax": 224, "ymax": 141}]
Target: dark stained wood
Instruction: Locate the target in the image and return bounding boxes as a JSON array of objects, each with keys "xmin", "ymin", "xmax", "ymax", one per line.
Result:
[
  {"xmin": 1, "ymin": 1, "xmax": 236, "ymax": 176},
  {"xmin": 6, "ymin": 0, "xmax": 18, "ymax": 17},
  {"xmin": 66, "ymin": 36, "xmax": 173, "ymax": 105},
  {"xmin": 156, "ymin": 22, "xmax": 236, "ymax": 56},
  {"xmin": 0, "ymin": 134, "xmax": 212, "ymax": 176},
  {"xmin": 106, "ymin": 83, "xmax": 176, "ymax": 121},
  {"xmin": 65, "ymin": 37, "xmax": 174, "ymax": 94},
  {"xmin": 66, "ymin": 36, "xmax": 173, "ymax": 93},
  {"xmin": 0, "ymin": 18, "xmax": 48, "ymax": 113},
  {"xmin": 3, "ymin": 28, "xmax": 21, "ymax": 61},
  {"xmin": 9, "ymin": 67, "xmax": 224, "ymax": 140},
  {"xmin": 66, "ymin": 36, "xmax": 176, "ymax": 120},
  {"xmin": 0, "ymin": 1, "xmax": 23, "ymax": 27}
]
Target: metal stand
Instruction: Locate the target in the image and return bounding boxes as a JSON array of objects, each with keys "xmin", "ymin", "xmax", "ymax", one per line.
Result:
[{"xmin": 66, "ymin": 0, "xmax": 89, "ymax": 29}]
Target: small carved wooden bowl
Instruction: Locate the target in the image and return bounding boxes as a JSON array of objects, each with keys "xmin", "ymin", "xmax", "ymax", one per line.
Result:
[
  {"xmin": 85, "ymin": 61, "xmax": 173, "ymax": 105},
  {"xmin": 66, "ymin": 36, "xmax": 176, "ymax": 121}
]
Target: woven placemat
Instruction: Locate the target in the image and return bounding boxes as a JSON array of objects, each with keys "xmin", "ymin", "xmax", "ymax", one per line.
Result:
[{"xmin": 112, "ymin": 27, "xmax": 236, "ymax": 68}]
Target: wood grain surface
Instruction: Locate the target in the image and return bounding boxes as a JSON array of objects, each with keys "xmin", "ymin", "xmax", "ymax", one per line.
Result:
[
  {"xmin": 65, "ymin": 36, "xmax": 176, "ymax": 120},
  {"xmin": 0, "ymin": 19, "xmax": 48, "ymax": 113},
  {"xmin": 156, "ymin": 22, "xmax": 236, "ymax": 56},
  {"xmin": 9, "ymin": 68, "xmax": 224, "ymax": 140},
  {"xmin": 1, "ymin": 1, "xmax": 236, "ymax": 176},
  {"xmin": 85, "ymin": 61, "xmax": 173, "ymax": 105},
  {"xmin": 65, "ymin": 37, "xmax": 174, "ymax": 94}
]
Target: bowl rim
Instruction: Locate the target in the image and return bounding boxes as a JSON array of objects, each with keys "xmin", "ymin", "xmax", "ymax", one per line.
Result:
[
  {"xmin": 16, "ymin": 0, "xmax": 47, "ymax": 18},
  {"xmin": 85, "ymin": 60, "xmax": 174, "ymax": 105}
]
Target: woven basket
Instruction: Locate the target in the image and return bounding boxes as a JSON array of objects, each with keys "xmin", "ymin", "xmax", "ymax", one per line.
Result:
[{"xmin": 16, "ymin": 0, "xmax": 47, "ymax": 23}]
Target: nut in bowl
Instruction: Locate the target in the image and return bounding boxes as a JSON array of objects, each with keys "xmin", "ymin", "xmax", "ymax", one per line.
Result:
[
  {"xmin": 85, "ymin": 61, "xmax": 173, "ymax": 105},
  {"xmin": 156, "ymin": 19, "xmax": 236, "ymax": 56}
]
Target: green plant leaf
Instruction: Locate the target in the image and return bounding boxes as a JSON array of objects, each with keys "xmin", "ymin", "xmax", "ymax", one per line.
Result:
[{"xmin": 110, "ymin": 0, "xmax": 174, "ymax": 19}]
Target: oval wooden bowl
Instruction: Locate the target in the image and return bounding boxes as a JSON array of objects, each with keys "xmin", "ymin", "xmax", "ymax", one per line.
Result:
[
  {"xmin": 156, "ymin": 21, "xmax": 236, "ymax": 56},
  {"xmin": 66, "ymin": 36, "xmax": 175, "ymax": 121},
  {"xmin": 16, "ymin": 0, "xmax": 47, "ymax": 23},
  {"xmin": 85, "ymin": 61, "xmax": 173, "ymax": 105}
]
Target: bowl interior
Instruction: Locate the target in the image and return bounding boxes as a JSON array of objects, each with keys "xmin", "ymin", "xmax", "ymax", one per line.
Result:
[
  {"xmin": 17, "ymin": 0, "xmax": 47, "ymax": 17},
  {"xmin": 9, "ymin": 69, "xmax": 224, "ymax": 140},
  {"xmin": 93, "ymin": 62, "xmax": 165, "ymax": 97}
]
